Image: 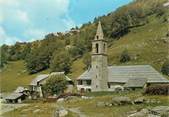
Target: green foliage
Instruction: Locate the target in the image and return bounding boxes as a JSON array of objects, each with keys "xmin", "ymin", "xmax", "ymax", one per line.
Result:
[
  {"xmin": 83, "ymin": 52, "xmax": 91, "ymax": 69},
  {"xmin": 50, "ymin": 50, "xmax": 71, "ymax": 74},
  {"xmin": 0, "ymin": 45, "xmax": 9, "ymax": 67},
  {"xmin": 42, "ymin": 75, "xmax": 67, "ymax": 96},
  {"xmin": 25, "ymin": 35, "xmax": 65, "ymax": 74},
  {"xmin": 120, "ymin": 49, "xmax": 131, "ymax": 63},
  {"xmin": 161, "ymin": 60, "xmax": 169, "ymax": 76}
]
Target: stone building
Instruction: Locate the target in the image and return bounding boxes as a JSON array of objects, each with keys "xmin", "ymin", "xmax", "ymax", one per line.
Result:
[{"xmin": 77, "ymin": 21, "xmax": 169, "ymax": 92}]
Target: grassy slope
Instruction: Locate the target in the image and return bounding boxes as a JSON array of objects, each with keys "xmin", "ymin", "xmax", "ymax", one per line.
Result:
[
  {"xmin": 0, "ymin": 61, "xmax": 49, "ymax": 92},
  {"xmin": 1, "ymin": 13, "xmax": 169, "ymax": 93},
  {"xmin": 108, "ymin": 15, "xmax": 169, "ymax": 70}
]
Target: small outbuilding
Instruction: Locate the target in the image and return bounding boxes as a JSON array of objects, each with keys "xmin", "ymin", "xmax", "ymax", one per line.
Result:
[
  {"xmin": 5, "ymin": 93, "xmax": 26, "ymax": 103},
  {"xmin": 29, "ymin": 72, "xmax": 73, "ymax": 98}
]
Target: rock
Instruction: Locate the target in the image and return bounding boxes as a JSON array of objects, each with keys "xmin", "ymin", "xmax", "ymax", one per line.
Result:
[
  {"xmin": 134, "ymin": 97, "xmax": 146, "ymax": 104},
  {"xmin": 33, "ymin": 109, "xmax": 40, "ymax": 113},
  {"xmin": 112, "ymin": 96, "xmax": 132, "ymax": 105},
  {"xmin": 81, "ymin": 96, "xmax": 93, "ymax": 99},
  {"xmin": 147, "ymin": 114, "xmax": 160, "ymax": 117},
  {"xmin": 128, "ymin": 109, "xmax": 149, "ymax": 117},
  {"xmin": 96, "ymin": 102, "xmax": 105, "ymax": 107},
  {"xmin": 57, "ymin": 98, "xmax": 65, "ymax": 103},
  {"xmin": 55, "ymin": 108, "xmax": 68, "ymax": 117},
  {"xmin": 150, "ymin": 99, "xmax": 157, "ymax": 104},
  {"xmin": 58, "ymin": 108, "xmax": 68, "ymax": 117},
  {"xmin": 105, "ymin": 102, "xmax": 112, "ymax": 107},
  {"xmin": 150, "ymin": 106, "xmax": 169, "ymax": 115}
]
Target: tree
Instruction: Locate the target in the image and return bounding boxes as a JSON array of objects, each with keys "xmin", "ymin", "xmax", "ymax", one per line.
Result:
[
  {"xmin": 83, "ymin": 53, "xmax": 91, "ymax": 69},
  {"xmin": 161, "ymin": 60, "xmax": 169, "ymax": 76},
  {"xmin": 0, "ymin": 45, "xmax": 9, "ymax": 67},
  {"xmin": 50, "ymin": 50, "xmax": 71, "ymax": 74},
  {"xmin": 42, "ymin": 74, "xmax": 67, "ymax": 96},
  {"xmin": 120, "ymin": 49, "xmax": 131, "ymax": 63}
]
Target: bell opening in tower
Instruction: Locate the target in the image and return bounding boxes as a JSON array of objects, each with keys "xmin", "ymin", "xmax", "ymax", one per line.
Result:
[{"xmin": 96, "ymin": 43, "xmax": 99, "ymax": 53}]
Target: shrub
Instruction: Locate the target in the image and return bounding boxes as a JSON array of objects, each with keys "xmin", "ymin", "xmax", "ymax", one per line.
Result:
[
  {"xmin": 144, "ymin": 85, "xmax": 169, "ymax": 95},
  {"xmin": 42, "ymin": 75, "xmax": 67, "ymax": 96},
  {"xmin": 161, "ymin": 60, "xmax": 169, "ymax": 76},
  {"xmin": 120, "ymin": 49, "xmax": 131, "ymax": 63}
]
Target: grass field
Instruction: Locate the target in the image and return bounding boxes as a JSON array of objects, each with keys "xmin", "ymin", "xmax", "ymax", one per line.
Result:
[
  {"xmin": 2, "ymin": 91, "xmax": 169, "ymax": 117},
  {"xmin": 0, "ymin": 61, "xmax": 49, "ymax": 92}
]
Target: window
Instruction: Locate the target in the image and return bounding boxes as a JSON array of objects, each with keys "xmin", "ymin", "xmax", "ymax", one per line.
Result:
[
  {"xmin": 86, "ymin": 80, "xmax": 91, "ymax": 85},
  {"xmin": 96, "ymin": 43, "xmax": 99, "ymax": 53},
  {"xmin": 96, "ymin": 85, "xmax": 98, "ymax": 88},
  {"xmin": 96, "ymin": 35, "xmax": 99, "ymax": 39},
  {"xmin": 104, "ymin": 43, "xmax": 106, "ymax": 52},
  {"xmin": 96, "ymin": 75, "xmax": 97, "ymax": 78}
]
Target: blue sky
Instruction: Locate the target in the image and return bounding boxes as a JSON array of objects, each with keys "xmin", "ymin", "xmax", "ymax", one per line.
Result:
[{"xmin": 0, "ymin": 0, "xmax": 132, "ymax": 45}]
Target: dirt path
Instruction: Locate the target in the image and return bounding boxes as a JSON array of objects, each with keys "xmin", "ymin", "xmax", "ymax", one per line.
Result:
[
  {"xmin": 68, "ymin": 107, "xmax": 87, "ymax": 117},
  {"xmin": 0, "ymin": 103, "xmax": 29, "ymax": 115}
]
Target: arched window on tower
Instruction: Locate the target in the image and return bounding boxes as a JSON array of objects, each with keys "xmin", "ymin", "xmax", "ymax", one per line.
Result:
[
  {"xmin": 104, "ymin": 43, "xmax": 106, "ymax": 53},
  {"xmin": 96, "ymin": 43, "xmax": 99, "ymax": 53},
  {"xmin": 96, "ymin": 35, "xmax": 99, "ymax": 39}
]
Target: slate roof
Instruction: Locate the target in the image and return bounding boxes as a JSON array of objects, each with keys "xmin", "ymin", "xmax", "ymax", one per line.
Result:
[
  {"xmin": 30, "ymin": 74, "xmax": 49, "ymax": 86},
  {"xmin": 124, "ymin": 78, "xmax": 147, "ymax": 88},
  {"xmin": 77, "ymin": 65, "xmax": 169, "ymax": 84},
  {"xmin": 14, "ymin": 86, "xmax": 28, "ymax": 93},
  {"xmin": 5, "ymin": 93, "xmax": 24, "ymax": 100}
]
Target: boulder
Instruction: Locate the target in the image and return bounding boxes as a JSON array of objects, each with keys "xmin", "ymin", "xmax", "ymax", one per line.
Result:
[
  {"xmin": 59, "ymin": 109, "xmax": 68, "ymax": 117},
  {"xmin": 134, "ymin": 97, "xmax": 146, "ymax": 104},
  {"xmin": 96, "ymin": 102, "xmax": 105, "ymax": 107},
  {"xmin": 55, "ymin": 108, "xmax": 68, "ymax": 117},
  {"xmin": 150, "ymin": 106, "xmax": 169, "ymax": 115},
  {"xmin": 112, "ymin": 96, "xmax": 132, "ymax": 105},
  {"xmin": 33, "ymin": 109, "xmax": 41, "ymax": 113},
  {"xmin": 57, "ymin": 98, "xmax": 65, "ymax": 103},
  {"xmin": 128, "ymin": 109, "xmax": 149, "ymax": 117}
]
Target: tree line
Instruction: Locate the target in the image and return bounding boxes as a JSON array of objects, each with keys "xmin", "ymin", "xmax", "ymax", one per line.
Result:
[{"xmin": 1, "ymin": 0, "xmax": 168, "ymax": 76}]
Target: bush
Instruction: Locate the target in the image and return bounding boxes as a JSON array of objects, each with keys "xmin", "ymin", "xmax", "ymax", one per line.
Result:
[
  {"xmin": 144, "ymin": 85, "xmax": 169, "ymax": 95},
  {"xmin": 161, "ymin": 60, "xmax": 169, "ymax": 76},
  {"xmin": 42, "ymin": 75, "xmax": 67, "ymax": 96},
  {"xmin": 50, "ymin": 50, "xmax": 72, "ymax": 74},
  {"xmin": 120, "ymin": 49, "xmax": 131, "ymax": 63}
]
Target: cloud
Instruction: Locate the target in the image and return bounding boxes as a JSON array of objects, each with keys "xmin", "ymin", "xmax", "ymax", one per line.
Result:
[
  {"xmin": 0, "ymin": 26, "xmax": 22, "ymax": 45},
  {"xmin": 0, "ymin": 0, "xmax": 74, "ymax": 45},
  {"xmin": 16, "ymin": 10, "xmax": 30, "ymax": 23}
]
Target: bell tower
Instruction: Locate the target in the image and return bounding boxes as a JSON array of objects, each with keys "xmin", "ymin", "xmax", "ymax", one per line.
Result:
[{"xmin": 91, "ymin": 21, "xmax": 108, "ymax": 92}]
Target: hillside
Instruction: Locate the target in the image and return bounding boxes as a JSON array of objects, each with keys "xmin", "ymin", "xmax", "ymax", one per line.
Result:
[{"xmin": 0, "ymin": 0, "xmax": 169, "ymax": 92}]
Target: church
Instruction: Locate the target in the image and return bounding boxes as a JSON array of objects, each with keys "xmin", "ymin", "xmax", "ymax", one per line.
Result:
[{"xmin": 77, "ymin": 21, "xmax": 169, "ymax": 92}]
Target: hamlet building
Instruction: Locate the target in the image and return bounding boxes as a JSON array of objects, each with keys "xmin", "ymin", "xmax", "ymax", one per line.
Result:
[
  {"xmin": 29, "ymin": 72, "xmax": 73, "ymax": 98},
  {"xmin": 77, "ymin": 21, "xmax": 169, "ymax": 92}
]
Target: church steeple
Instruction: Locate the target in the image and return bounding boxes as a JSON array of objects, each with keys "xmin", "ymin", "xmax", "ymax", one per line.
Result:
[
  {"xmin": 92, "ymin": 21, "xmax": 107, "ymax": 55},
  {"xmin": 95, "ymin": 21, "xmax": 104, "ymax": 40},
  {"xmin": 91, "ymin": 21, "xmax": 108, "ymax": 92}
]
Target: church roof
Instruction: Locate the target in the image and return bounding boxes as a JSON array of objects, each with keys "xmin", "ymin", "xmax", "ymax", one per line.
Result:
[
  {"xmin": 124, "ymin": 78, "xmax": 147, "ymax": 88},
  {"xmin": 77, "ymin": 65, "xmax": 169, "ymax": 84}
]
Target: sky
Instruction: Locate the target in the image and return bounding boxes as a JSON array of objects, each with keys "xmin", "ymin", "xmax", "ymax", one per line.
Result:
[{"xmin": 0, "ymin": 0, "xmax": 132, "ymax": 45}]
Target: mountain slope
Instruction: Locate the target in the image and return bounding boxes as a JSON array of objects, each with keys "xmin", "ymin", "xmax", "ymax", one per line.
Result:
[{"xmin": 1, "ymin": 0, "xmax": 169, "ymax": 92}]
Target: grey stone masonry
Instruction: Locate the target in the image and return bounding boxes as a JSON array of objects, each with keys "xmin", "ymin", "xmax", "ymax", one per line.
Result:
[{"xmin": 91, "ymin": 21, "xmax": 108, "ymax": 91}]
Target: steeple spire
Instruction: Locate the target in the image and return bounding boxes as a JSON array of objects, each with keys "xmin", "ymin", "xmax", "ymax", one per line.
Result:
[{"xmin": 95, "ymin": 21, "xmax": 104, "ymax": 40}]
